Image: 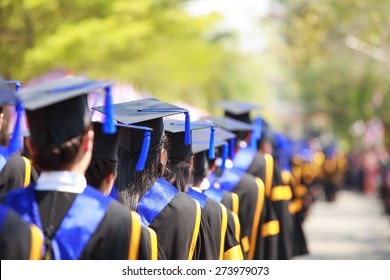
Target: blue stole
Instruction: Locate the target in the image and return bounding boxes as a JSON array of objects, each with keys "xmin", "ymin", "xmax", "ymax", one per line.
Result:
[
  {"xmin": 136, "ymin": 178, "xmax": 178, "ymax": 227},
  {"xmin": 233, "ymin": 147, "xmax": 256, "ymax": 172},
  {"xmin": 203, "ymin": 184, "xmax": 224, "ymax": 204},
  {"xmin": 187, "ymin": 188, "xmax": 207, "ymax": 209},
  {"xmin": 0, "ymin": 146, "xmax": 10, "ymax": 172},
  {"xmin": 109, "ymin": 185, "xmax": 119, "ymax": 201},
  {"xmin": 0, "ymin": 205, "xmax": 9, "ymax": 229},
  {"xmin": 208, "ymin": 168, "xmax": 245, "ymax": 193},
  {"xmin": 5, "ymin": 185, "xmax": 111, "ymax": 260}
]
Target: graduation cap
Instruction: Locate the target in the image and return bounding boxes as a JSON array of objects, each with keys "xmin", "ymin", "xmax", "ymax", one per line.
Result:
[
  {"xmin": 204, "ymin": 116, "xmax": 254, "ymax": 132},
  {"xmin": 203, "ymin": 115, "xmax": 254, "ymax": 155},
  {"xmin": 214, "ymin": 100, "xmax": 260, "ymax": 124},
  {"xmin": 93, "ymin": 97, "xmax": 190, "ymax": 148},
  {"xmin": 164, "ymin": 119, "xmax": 215, "ymax": 164},
  {"xmin": 93, "ymin": 98, "xmax": 190, "ymax": 170},
  {"xmin": 0, "ymin": 80, "xmax": 23, "ymax": 156},
  {"xmin": 91, "ymin": 121, "xmax": 153, "ymax": 171},
  {"xmin": 17, "ymin": 76, "xmax": 115, "ymax": 147},
  {"xmin": 249, "ymin": 116, "xmax": 263, "ymax": 150},
  {"xmin": 192, "ymin": 128, "xmax": 230, "ymax": 170}
]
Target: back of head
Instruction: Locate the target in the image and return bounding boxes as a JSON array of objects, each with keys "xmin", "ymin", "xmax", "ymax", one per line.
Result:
[
  {"xmin": 92, "ymin": 98, "xmax": 190, "ymax": 209},
  {"xmin": 85, "ymin": 122, "xmax": 120, "ymax": 191},
  {"xmin": 19, "ymin": 76, "xmax": 113, "ymax": 171}
]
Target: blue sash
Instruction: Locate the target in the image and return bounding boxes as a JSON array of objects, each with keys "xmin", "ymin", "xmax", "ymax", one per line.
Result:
[
  {"xmin": 5, "ymin": 185, "xmax": 111, "ymax": 260},
  {"xmin": 203, "ymin": 185, "xmax": 224, "ymax": 203},
  {"xmin": 109, "ymin": 185, "xmax": 119, "ymax": 201},
  {"xmin": 0, "ymin": 205, "xmax": 9, "ymax": 229},
  {"xmin": 136, "ymin": 178, "xmax": 178, "ymax": 227},
  {"xmin": 210, "ymin": 168, "xmax": 245, "ymax": 193},
  {"xmin": 187, "ymin": 188, "xmax": 207, "ymax": 209},
  {"xmin": 0, "ymin": 146, "xmax": 10, "ymax": 173},
  {"xmin": 233, "ymin": 147, "xmax": 256, "ymax": 172},
  {"xmin": 0, "ymin": 155, "xmax": 6, "ymax": 173}
]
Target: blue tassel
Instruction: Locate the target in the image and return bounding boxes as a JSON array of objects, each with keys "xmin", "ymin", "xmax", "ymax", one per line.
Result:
[
  {"xmin": 208, "ymin": 126, "xmax": 215, "ymax": 160},
  {"xmin": 184, "ymin": 111, "xmax": 191, "ymax": 145},
  {"xmin": 103, "ymin": 86, "xmax": 116, "ymax": 134},
  {"xmin": 221, "ymin": 143, "xmax": 228, "ymax": 170},
  {"xmin": 136, "ymin": 131, "xmax": 151, "ymax": 171},
  {"xmin": 229, "ymin": 138, "xmax": 235, "ymax": 159},
  {"xmin": 8, "ymin": 100, "xmax": 23, "ymax": 154},
  {"xmin": 14, "ymin": 81, "xmax": 21, "ymax": 92},
  {"xmin": 250, "ymin": 116, "xmax": 262, "ymax": 150}
]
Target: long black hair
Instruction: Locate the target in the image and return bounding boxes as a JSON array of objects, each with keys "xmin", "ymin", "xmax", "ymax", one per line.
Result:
[{"xmin": 117, "ymin": 135, "xmax": 172, "ymax": 211}]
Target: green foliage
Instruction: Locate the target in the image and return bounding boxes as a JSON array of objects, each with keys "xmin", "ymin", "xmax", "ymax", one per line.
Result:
[
  {"xmin": 265, "ymin": 0, "xmax": 390, "ymax": 145},
  {"xmin": 0, "ymin": 0, "xmax": 267, "ymax": 115}
]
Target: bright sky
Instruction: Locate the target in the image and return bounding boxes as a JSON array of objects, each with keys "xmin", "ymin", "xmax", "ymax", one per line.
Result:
[{"xmin": 185, "ymin": 0, "xmax": 271, "ymax": 53}]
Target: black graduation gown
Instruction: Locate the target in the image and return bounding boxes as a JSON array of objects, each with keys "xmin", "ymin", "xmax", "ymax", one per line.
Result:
[
  {"xmin": 0, "ymin": 205, "xmax": 43, "ymax": 260},
  {"xmin": 4, "ymin": 188, "xmax": 159, "ymax": 260},
  {"xmin": 220, "ymin": 191, "xmax": 240, "ymax": 217},
  {"xmin": 212, "ymin": 169, "xmax": 264, "ymax": 260},
  {"xmin": 265, "ymin": 156, "xmax": 294, "ymax": 260},
  {"xmin": 233, "ymin": 149, "xmax": 281, "ymax": 259},
  {"xmin": 188, "ymin": 188, "xmax": 243, "ymax": 260},
  {"xmin": 281, "ymin": 170, "xmax": 309, "ymax": 257},
  {"xmin": 0, "ymin": 154, "xmax": 38, "ymax": 195},
  {"xmin": 137, "ymin": 180, "xmax": 218, "ymax": 260}
]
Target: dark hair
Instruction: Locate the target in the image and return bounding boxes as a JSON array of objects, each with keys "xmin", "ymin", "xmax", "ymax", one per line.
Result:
[
  {"xmin": 29, "ymin": 127, "xmax": 90, "ymax": 171},
  {"xmin": 118, "ymin": 135, "xmax": 171, "ymax": 211},
  {"xmin": 85, "ymin": 159, "xmax": 117, "ymax": 190},
  {"xmin": 193, "ymin": 151, "xmax": 208, "ymax": 186},
  {"xmin": 163, "ymin": 134, "xmax": 193, "ymax": 192},
  {"xmin": 235, "ymin": 131, "xmax": 250, "ymax": 142},
  {"xmin": 165, "ymin": 157, "xmax": 193, "ymax": 192}
]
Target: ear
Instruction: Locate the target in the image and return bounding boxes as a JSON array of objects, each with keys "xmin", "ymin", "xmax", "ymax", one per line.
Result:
[
  {"xmin": 25, "ymin": 137, "xmax": 35, "ymax": 158},
  {"xmin": 189, "ymin": 154, "xmax": 194, "ymax": 170},
  {"xmin": 82, "ymin": 129, "xmax": 94, "ymax": 153},
  {"xmin": 103, "ymin": 172, "xmax": 116, "ymax": 196},
  {"xmin": 160, "ymin": 148, "xmax": 167, "ymax": 166},
  {"xmin": 245, "ymin": 131, "xmax": 251, "ymax": 143}
]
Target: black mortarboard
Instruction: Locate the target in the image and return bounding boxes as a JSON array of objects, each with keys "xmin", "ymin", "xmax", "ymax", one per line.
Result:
[
  {"xmin": 92, "ymin": 121, "xmax": 153, "ymax": 171},
  {"xmin": 93, "ymin": 98, "xmax": 191, "ymax": 173},
  {"xmin": 192, "ymin": 127, "xmax": 235, "ymax": 169},
  {"xmin": 17, "ymin": 76, "xmax": 115, "ymax": 147},
  {"xmin": 214, "ymin": 100, "xmax": 260, "ymax": 124},
  {"xmin": 204, "ymin": 116, "xmax": 255, "ymax": 158},
  {"xmin": 204, "ymin": 116, "xmax": 254, "ymax": 133},
  {"xmin": 0, "ymin": 80, "xmax": 23, "ymax": 156},
  {"xmin": 93, "ymin": 97, "xmax": 190, "ymax": 153},
  {"xmin": 0, "ymin": 80, "xmax": 20, "ymax": 104},
  {"xmin": 91, "ymin": 122, "xmax": 120, "ymax": 162},
  {"xmin": 164, "ymin": 120, "xmax": 215, "ymax": 164}
]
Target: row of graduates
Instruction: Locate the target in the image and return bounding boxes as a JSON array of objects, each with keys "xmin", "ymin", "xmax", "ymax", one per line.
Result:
[{"xmin": 0, "ymin": 76, "xmax": 309, "ymax": 260}]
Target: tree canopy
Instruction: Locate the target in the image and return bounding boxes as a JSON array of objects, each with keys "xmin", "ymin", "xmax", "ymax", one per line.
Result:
[{"xmin": 0, "ymin": 0, "xmax": 269, "ymax": 113}]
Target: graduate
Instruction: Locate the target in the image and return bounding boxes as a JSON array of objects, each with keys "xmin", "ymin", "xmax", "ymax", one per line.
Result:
[
  {"xmin": 204, "ymin": 115, "xmax": 279, "ymax": 260},
  {"xmin": 214, "ymin": 100, "xmax": 294, "ymax": 260},
  {"xmin": 85, "ymin": 121, "xmax": 163, "ymax": 260},
  {"xmin": 93, "ymin": 98, "xmax": 215, "ymax": 260},
  {"xmin": 4, "ymin": 76, "xmax": 156, "ymax": 260},
  {"xmin": 272, "ymin": 131, "xmax": 309, "ymax": 257},
  {"xmin": 0, "ymin": 80, "xmax": 38, "ymax": 195},
  {"xmin": 0, "ymin": 204, "xmax": 43, "ymax": 260},
  {"xmin": 163, "ymin": 120, "xmax": 243, "ymax": 260},
  {"xmin": 196, "ymin": 127, "xmax": 241, "ymax": 217}
]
